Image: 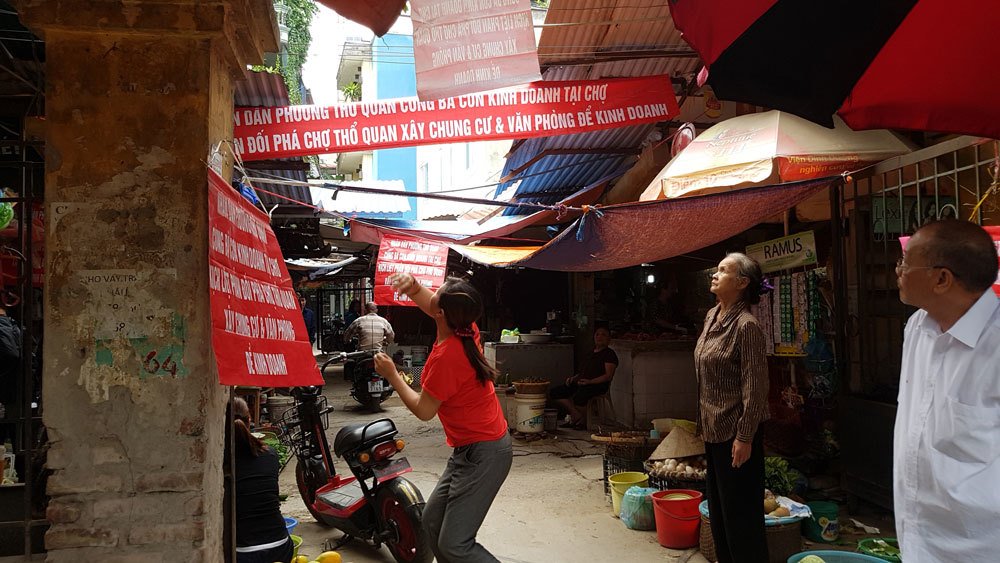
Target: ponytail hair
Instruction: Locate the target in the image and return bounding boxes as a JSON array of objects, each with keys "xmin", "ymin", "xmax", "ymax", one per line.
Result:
[
  {"xmin": 437, "ymin": 278, "xmax": 498, "ymax": 386},
  {"xmin": 233, "ymin": 397, "xmax": 267, "ymax": 457}
]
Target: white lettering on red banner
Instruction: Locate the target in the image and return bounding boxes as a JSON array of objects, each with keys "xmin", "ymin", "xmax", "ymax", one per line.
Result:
[
  {"xmin": 411, "ymin": 0, "xmax": 540, "ymax": 100},
  {"xmin": 374, "ymin": 235, "xmax": 450, "ymax": 307},
  {"xmin": 208, "ymin": 169, "xmax": 322, "ymax": 386},
  {"xmin": 233, "ymin": 76, "xmax": 679, "ymax": 161}
]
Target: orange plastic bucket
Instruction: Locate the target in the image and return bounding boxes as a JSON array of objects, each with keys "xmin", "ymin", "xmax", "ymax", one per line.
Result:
[{"xmin": 652, "ymin": 489, "xmax": 703, "ymax": 548}]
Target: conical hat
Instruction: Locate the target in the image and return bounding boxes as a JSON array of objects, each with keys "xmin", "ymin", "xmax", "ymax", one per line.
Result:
[{"xmin": 648, "ymin": 426, "xmax": 705, "ymax": 461}]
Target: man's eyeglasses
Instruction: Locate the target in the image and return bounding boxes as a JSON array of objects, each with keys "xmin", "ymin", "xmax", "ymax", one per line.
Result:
[{"xmin": 895, "ymin": 257, "xmax": 945, "ymax": 274}]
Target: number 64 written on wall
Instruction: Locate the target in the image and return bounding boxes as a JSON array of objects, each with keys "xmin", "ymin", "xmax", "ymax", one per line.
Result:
[{"xmin": 143, "ymin": 349, "xmax": 178, "ymax": 376}]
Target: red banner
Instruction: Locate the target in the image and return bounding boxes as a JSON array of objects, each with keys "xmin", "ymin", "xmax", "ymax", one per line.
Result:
[
  {"xmin": 411, "ymin": 0, "xmax": 541, "ymax": 100},
  {"xmin": 233, "ymin": 75, "xmax": 679, "ymax": 161},
  {"xmin": 374, "ymin": 235, "xmax": 449, "ymax": 307},
  {"xmin": 986, "ymin": 226, "xmax": 1000, "ymax": 297},
  {"xmin": 208, "ymin": 169, "xmax": 322, "ymax": 387}
]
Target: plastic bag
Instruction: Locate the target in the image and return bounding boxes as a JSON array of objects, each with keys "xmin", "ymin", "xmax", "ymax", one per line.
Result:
[{"xmin": 620, "ymin": 486, "xmax": 657, "ymax": 530}]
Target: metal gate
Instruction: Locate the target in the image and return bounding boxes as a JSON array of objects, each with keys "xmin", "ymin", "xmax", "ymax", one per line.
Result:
[
  {"xmin": 0, "ymin": 136, "xmax": 47, "ymax": 557},
  {"xmin": 314, "ymin": 279, "xmax": 373, "ymax": 352},
  {"xmin": 831, "ymin": 135, "xmax": 997, "ymax": 510}
]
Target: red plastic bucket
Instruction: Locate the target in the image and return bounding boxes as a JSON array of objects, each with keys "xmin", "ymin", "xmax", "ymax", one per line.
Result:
[{"xmin": 652, "ymin": 489, "xmax": 703, "ymax": 548}]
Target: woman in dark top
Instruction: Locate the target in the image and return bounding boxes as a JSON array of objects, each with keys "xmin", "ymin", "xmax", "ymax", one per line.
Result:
[
  {"xmin": 233, "ymin": 397, "xmax": 292, "ymax": 563},
  {"xmin": 550, "ymin": 326, "xmax": 619, "ymax": 430},
  {"xmin": 694, "ymin": 252, "xmax": 770, "ymax": 563}
]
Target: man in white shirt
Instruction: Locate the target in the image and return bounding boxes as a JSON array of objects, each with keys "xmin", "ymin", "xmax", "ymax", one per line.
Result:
[
  {"xmin": 894, "ymin": 219, "xmax": 1000, "ymax": 562},
  {"xmin": 343, "ymin": 302, "xmax": 395, "ymax": 352}
]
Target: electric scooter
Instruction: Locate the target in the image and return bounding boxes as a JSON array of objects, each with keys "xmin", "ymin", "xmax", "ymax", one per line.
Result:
[{"xmin": 279, "ymin": 351, "xmax": 431, "ymax": 563}]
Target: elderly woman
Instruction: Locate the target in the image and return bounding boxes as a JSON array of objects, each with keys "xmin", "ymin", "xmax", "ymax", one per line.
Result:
[{"xmin": 695, "ymin": 252, "xmax": 770, "ymax": 563}]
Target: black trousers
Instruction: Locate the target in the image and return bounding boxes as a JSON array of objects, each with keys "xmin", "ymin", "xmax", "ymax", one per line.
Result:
[{"xmin": 704, "ymin": 432, "xmax": 768, "ymax": 563}]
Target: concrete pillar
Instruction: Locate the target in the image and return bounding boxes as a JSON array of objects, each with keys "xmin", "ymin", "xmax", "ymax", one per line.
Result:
[{"xmin": 12, "ymin": 1, "xmax": 277, "ymax": 561}]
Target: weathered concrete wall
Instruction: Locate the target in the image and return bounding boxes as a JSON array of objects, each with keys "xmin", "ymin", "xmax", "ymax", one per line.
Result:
[{"xmin": 12, "ymin": 1, "xmax": 277, "ymax": 561}]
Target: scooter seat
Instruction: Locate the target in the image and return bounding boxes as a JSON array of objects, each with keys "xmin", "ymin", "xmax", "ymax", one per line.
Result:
[{"xmin": 334, "ymin": 419, "xmax": 397, "ymax": 456}]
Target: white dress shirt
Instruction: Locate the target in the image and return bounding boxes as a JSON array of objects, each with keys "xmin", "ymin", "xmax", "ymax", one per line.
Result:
[{"xmin": 894, "ymin": 290, "xmax": 1000, "ymax": 562}]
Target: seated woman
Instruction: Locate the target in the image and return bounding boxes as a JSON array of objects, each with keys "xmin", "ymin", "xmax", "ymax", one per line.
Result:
[
  {"xmin": 232, "ymin": 397, "xmax": 293, "ymax": 563},
  {"xmin": 550, "ymin": 326, "xmax": 618, "ymax": 430}
]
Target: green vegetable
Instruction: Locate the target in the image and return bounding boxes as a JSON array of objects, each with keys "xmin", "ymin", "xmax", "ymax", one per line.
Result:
[
  {"xmin": 263, "ymin": 436, "xmax": 291, "ymax": 467},
  {"xmin": 799, "ymin": 556, "xmax": 826, "ymax": 563},
  {"xmin": 870, "ymin": 539, "xmax": 901, "ymax": 556},
  {"xmin": 764, "ymin": 457, "xmax": 795, "ymax": 496}
]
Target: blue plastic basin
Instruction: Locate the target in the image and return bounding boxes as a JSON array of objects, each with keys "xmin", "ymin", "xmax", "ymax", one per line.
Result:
[{"xmin": 788, "ymin": 551, "xmax": 888, "ymax": 563}]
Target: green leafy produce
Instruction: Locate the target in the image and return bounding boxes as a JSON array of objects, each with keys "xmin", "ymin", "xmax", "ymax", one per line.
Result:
[
  {"xmin": 871, "ymin": 539, "xmax": 900, "ymax": 556},
  {"xmin": 764, "ymin": 456, "xmax": 795, "ymax": 496},
  {"xmin": 263, "ymin": 435, "xmax": 291, "ymax": 467}
]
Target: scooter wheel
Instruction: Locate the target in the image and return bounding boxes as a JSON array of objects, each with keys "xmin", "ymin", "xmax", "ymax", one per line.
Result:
[
  {"xmin": 296, "ymin": 459, "xmax": 334, "ymax": 527},
  {"xmin": 375, "ymin": 479, "xmax": 431, "ymax": 563}
]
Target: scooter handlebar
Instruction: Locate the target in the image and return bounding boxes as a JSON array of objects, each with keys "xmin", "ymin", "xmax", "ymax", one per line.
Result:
[{"xmin": 323, "ymin": 350, "xmax": 376, "ymax": 367}]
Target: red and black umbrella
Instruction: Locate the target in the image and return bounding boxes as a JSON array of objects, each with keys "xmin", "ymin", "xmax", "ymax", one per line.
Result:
[{"xmin": 669, "ymin": 0, "xmax": 1000, "ymax": 139}]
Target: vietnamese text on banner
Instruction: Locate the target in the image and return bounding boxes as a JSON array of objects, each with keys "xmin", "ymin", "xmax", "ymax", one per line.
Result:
[
  {"xmin": 208, "ymin": 169, "xmax": 322, "ymax": 387},
  {"xmin": 411, "ymin": 0, "xmax": 541, "ymax": 100},
  {"xmin": 233, "ymin": 75, "xmax": 679, "ymax": 161},
  {"xmin": 374, "ymin": 235, "xmax": 449, "ymax": 307}
]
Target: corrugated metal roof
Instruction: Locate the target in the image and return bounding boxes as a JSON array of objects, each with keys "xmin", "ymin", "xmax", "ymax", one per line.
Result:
[
  {"xmin": 310, "ymin": 179, "xmax": 412, "ymax": 214},
  {"xmin": 497, "ymin": 152, "xmax": 633, "ymax": 215},
  {"xmin": 495, "ymin": 0, "xmax": 702, "ymax": 210},
  {"xmin": 234, "ymin": 69, "xmax": 311, "ymax": 211},
  {"xmin": 235, "ymin": 69, "xmax": 290, "ymax": 108},
  {"xmin": 537, "ymin": 0, "xmax": 694, "ymax": 68}
]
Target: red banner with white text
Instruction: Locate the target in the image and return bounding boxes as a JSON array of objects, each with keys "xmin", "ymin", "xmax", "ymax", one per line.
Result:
[
  {"xmin": 233, "ymin": 75, "xmax": 679, "ymax": 161},
  {"xmin": 374, "ymin": 235, "xmax": 449, "ymax": 307},
  {"xmin": 208, "ymin": 169, "xmax": 322, "ymax": 387}
]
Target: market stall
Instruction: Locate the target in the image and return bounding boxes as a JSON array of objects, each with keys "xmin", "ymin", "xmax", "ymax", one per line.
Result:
[{"xmin": 607, "ymin": 338, "xmax": 698, "ymax": 429}]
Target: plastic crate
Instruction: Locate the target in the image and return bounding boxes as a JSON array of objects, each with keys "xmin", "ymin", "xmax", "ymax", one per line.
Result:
[{"xmin": 602, "ymin": 442, "xmax": 657, "ymax": 497}]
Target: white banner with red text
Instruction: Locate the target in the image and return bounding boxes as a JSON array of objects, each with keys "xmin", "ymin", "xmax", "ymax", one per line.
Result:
[
  {"xmin": 233, "ymin": 75, "xmax": 679, "ymax": 161},
  {"xmin": 208, "ymin": 169, "xmax": 322, "ymax": 387},
  {"xmin": 411, "ymin": 0, "xmax": 541, "ymax": 100}
]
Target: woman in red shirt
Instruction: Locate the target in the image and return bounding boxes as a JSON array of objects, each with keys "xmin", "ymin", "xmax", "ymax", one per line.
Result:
[{"xmin": 374, "ymin": 273, "xmax": 511, "ymax": 563}]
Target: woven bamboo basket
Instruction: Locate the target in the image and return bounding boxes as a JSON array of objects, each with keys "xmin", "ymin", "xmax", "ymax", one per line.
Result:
[
  {"xmin": 512, "ymin": 381, "xmax": 550, "ymax": 395},
  {"xmin": 699, "ymin": 515, "xmax": 716, "ymax": 561},
  {"xmin": 699, "ymin": 514, "xmax": 802, "ymax": 563}
]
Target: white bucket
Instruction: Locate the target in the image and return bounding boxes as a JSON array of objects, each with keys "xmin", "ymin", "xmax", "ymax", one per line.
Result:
[
  {"xmin": 267, "ymin": 396, "xmax": 295, "ymax": 422},
  {"xmin": 514, "ymin": 393, "xmax": 547, "ymax": 434}
]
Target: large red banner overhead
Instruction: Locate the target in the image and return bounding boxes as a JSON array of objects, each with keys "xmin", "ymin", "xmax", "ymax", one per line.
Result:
[
  {"xmin": 233, "ymin": 75, "xmax": 679, "ymax": 161},
  {"xmin": 208, "ymin": 169, "xmax": 322, "ymax": 387},
  {"xmin": 374, "ymin": 235, "xmax": 449, "ymax": 307},
  {"xmin": 411, "ymin": 0, "xmax": 541, "ymax": 100}
]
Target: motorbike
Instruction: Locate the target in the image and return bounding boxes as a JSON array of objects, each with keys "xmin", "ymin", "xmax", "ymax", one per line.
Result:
[
  {"xmin": 279, "ymin": 354, "xmax": 431, "ymax": 563},
  {"xmin": 319, "ymin": 317, "xmax": 347, "ymax": 354},
  {"xmin": 324, "ymin": 347, "xmax": 396, "ymax": 411}
]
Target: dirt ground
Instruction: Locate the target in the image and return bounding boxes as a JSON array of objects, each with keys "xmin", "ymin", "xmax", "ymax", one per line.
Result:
[{"xmin": 277, "ymin": 366, "xmax": 709, "ymax": 563}]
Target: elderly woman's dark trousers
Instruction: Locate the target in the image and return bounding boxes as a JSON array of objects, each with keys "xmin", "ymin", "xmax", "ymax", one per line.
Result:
[{"xmin": 705, "ymin": 432, "xmax": 768, "ymax": 563}]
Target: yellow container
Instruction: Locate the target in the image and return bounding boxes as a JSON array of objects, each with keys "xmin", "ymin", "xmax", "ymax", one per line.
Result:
[
  {"xmin": 290, "ymin": 534, "xmax": 302, "ymax": 559},
  {"xmin": 608, "ymin": 471, "xmax": 648, "ymax": 517}
]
